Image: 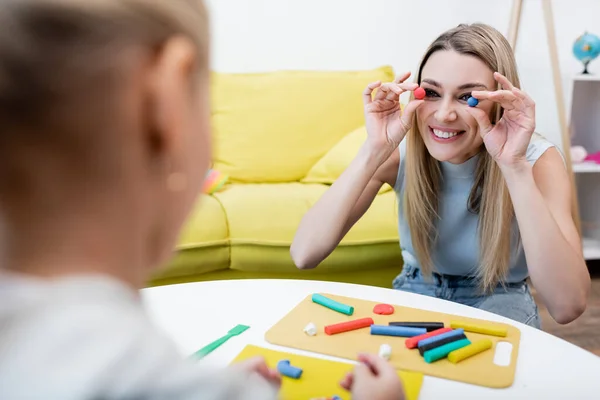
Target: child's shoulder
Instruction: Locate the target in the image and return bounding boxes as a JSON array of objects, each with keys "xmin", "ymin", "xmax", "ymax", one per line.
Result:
[
  {"xmin": 0, "ymin": 273, "xmax": 278, "ymax": 400},
  {"xmin": 0, "ymin": 274, "xmax": 180, "ymax": 398}
]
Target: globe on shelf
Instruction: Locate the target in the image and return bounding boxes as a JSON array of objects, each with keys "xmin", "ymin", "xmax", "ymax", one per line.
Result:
[{"xmin": 573, "ymin": 31, "xmax": 600, "ymax": 74}]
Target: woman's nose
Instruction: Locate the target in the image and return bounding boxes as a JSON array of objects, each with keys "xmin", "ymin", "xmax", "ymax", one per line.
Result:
[{"xmin": 434, "ymin": 99, "xmax": 457, "ymax": 123}]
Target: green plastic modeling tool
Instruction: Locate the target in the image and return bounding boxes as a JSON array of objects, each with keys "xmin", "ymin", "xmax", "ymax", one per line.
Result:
[{"xmin": 193, "ymin": 324, "xmax": 250, "ymax": 359}]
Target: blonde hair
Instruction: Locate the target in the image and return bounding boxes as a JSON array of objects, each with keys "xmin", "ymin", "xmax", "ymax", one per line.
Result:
[
  {"xmin": 404, "ymin": 23, "xmax": 519, "ymax": 293},
  {"xmin": 0, "ymin": 0, "xmax": 209, "ymax": 195}
]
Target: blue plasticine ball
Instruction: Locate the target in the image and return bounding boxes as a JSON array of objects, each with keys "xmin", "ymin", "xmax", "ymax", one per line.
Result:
[{"xmin": 467, "ymin": 97, "xmax": 479, "ymax": 107}]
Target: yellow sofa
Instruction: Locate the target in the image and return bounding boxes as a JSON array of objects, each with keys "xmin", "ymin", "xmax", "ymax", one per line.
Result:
[{"xmin": 150, "ymin": 66, "xmax": 404, "ymax": 288}]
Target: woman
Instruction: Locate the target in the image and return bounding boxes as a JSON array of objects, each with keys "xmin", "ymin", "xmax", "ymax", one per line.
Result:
[{"xmin": 291, "ymin": 23, "xmax": 590, "ymax": 328}]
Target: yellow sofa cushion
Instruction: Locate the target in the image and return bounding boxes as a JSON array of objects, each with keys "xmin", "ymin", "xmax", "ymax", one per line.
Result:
[
  {"xmin": 213, "ymin": 183, "xmax": 402, "ymax": 275},
  {"xmin": 210, "ymin": 66, "xmax": 395, "ymax": 183},
  {"xmin": 302, "ymin": 125, "xmax": 392, "ymax": 194},
  {"xmin": 153, "ymin": 194, "xmax": 230, "ymax": 281}
]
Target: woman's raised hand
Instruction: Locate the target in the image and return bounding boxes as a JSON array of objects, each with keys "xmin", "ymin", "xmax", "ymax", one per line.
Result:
[
  {"xmin": 363, "ymin": 71, "xmax": 424, "ymax": 161},
  {"xmin": 466, "ymin": 72, "xmax": 536, "ymax": 170}
]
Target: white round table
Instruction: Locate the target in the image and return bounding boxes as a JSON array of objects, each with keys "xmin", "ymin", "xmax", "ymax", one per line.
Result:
[{"xmin": 141, "ymin": 279, "xmax": 600, "ymax": 399}]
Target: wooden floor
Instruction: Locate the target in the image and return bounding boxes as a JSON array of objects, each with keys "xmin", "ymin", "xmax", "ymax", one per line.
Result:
[{"xmin": 531, "ymin": 261, "xmax": 600, "ymax": 357}]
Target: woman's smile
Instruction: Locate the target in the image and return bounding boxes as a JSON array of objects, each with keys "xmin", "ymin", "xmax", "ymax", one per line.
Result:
[{"xmin": 429, "ymin": 124, "xmax": 466, "ymax": 143}]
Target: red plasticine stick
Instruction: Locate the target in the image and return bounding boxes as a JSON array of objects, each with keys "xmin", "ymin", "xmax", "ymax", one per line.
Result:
[
  {"xmin": 324, "ymin": 318, "xmax": 374, "ymax": 335},
  {"xmin": 405, "ymin": 327, "xmax": 453, "ymax": 349}
]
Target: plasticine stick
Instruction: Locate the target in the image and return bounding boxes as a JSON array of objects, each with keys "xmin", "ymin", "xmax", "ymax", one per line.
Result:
[
  {"xmin": 448, "ymin": 339, "xmax": 493, "ymax": 363},
  {"xmin": 389, "ymin": 322, "xmax": 444, "ymax": 332},
  {"xmin": 405, "ymin": 327, "xmax": 452, "ymax": 349},
  {"xmin": 312, "ymin": 294, "xmax": 354, "ymax": 315},
  {"xmin": 324, "ymin": 318, "xmax": 374, "ymax": 335},
  {"xmin": 277, "ymin": 360, "xmax": 303, "ymax": 379},
  {"xmin": 370, "ymin": 325, "xmax": 427, "ymax": 337},
  {"xmin": 417, "ymin": 328, "xmax": 464, "ymax": 347},
  {"xmin": 450, "ymin": 321, "xmax": 507, "ymax": 337},
  {"xmin": 419, "ymin": 333, "xmax": 467, "ymax": 356},
  {"xmin": 423, "ymin": 338, "xmax": 472, "ymax": 363},
  {"xmin": 417, "ymin": 329, "xmax": 465, "ymax": 355}
]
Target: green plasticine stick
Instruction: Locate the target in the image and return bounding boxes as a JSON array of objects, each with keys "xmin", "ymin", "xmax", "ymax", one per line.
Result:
[
  {"xmin": 312, "ymin": 294, "xmax": 354, "ymax": 315},
  {"xmin": 423, "ymin": 338, "xmax": 471, "ymax": 363}
]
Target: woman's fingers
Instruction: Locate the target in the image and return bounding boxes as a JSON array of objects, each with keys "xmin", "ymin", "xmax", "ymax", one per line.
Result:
[
  {"xmin": 465, "ymin": 106, "xmax": 494, "ymax": 139},
  {"xmin": 394, "ymin": 71, "xmax": 412, "ymax": 84},
  {"xmin": 493, "ymin": 72, "xmax": 535, "ymax": 112},
  {"xmin": 494, "ymin": 71, "xmax": 515, "ymax": 91},
  {"xmin": 399, "ymin": 99, "xmax": 424, "ymax": 130},
  {"xmin": 511, "ymin": 87, "xmax": 535, "ymax": 108},
  {"xmin": 363, "ymin": 81, "xmax": 382, "ymax": 105},
  {"xmin": 397, "ymin": 81, "xmax": 419, "ymax": 92},
  {"xmin": 364, "ymin": 71, "xmax": 419, "ymax": 106},
  {"xmin": 377, "ymin": 84, "xmax": 402, "ymax": 101},
  {"xmin": 372, "ymin": 84, "xmax": 399, "ymax": 102},
  {"xmin": 374, "ymin": 82, "xmax": 419, "ymax": 102},
  {"xmin": 471, "ymin": 89, "xmax": 526, "ymax": 111}
]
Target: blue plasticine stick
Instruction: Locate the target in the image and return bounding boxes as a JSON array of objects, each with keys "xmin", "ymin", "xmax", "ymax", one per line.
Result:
[
  {"xmin": 311, "ymin": 294, "xmax": 354, "ymax": 315},
  {"xmin": 418, "ymin": 328, "xmax": 465, "ymax": 347},
  {"xmin": 277, "ymin": 360, "xmax": 303, "ymax": 379},
  {"xmin": 370, "ymin": 324, "xmax": 427, "ymax": 337}
]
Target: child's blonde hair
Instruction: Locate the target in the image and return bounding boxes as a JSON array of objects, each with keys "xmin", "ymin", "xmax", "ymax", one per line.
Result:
[{"xmin": 0, "ymin": 0, "xmax": 209, "ymax": 197}]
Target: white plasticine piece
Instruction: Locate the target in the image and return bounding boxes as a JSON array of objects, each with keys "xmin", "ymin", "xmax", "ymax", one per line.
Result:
[
  {"xmin": 303, "ymin": 322, "xmax": 317, "ymax": 336},
  {"xmin": 379, "ymin": 344, "xmax": 392, "ymax": 360}
]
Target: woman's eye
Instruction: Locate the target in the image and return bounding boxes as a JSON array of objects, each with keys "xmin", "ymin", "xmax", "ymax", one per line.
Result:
[
  {"xmin": 459, "ymin": 93, "xmax": 472, "ymax": 102},
  {"xmin": 424, "ymin": 89, "xmax": 439, "ymax": 98}
]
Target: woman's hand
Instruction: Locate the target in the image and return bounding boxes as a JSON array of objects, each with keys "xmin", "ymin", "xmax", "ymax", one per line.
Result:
[
  {"xmin": 466, "ymin": 72, "xmax": 536, "ymax": 170},
  {"xmin": 363, "ymin": 71, "xmax": 424, "ymax": 162}
]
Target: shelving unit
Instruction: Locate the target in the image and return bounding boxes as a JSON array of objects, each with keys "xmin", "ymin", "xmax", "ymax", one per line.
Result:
[
  {"xmin": 582, "ymin": 238, "xmax": 600, "ymax": 260},
  {"xmin": 569, "ymin": 74, "xmax": 600, "ymax": 261},
  {"xmin": 573, "ymin": 162, "xmax": 600, "ymax": 173}
]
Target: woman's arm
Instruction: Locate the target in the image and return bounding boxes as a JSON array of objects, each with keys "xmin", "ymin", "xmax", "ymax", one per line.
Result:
[
  {"xmin": 291, "ymin": 72, "xmax": 422, "ymax": 270},
  {"xmin": 467, "ymin": 72, "xmax": 590, "ymax": 324},
  {"xmin": 501, "ymin": 148, "xmax": 590, "ymax": 324},
  {"xmin": 290, "ymin": 144, "xmax": 399, "ymax": 270}
]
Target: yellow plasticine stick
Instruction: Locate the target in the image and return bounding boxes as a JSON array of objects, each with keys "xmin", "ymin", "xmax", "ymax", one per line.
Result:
[
  {"xmin": 448, "ymin": 339, "xmax": 493, "ymax": 364},
  {"xmin": 450, "ymin": 321, "xmax": 508, "ymax": 337}
]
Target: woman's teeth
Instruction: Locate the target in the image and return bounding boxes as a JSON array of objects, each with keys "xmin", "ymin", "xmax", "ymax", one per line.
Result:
[{"xmin": 433, "ymin": 128, "xmax": 461, "ymax": 139}]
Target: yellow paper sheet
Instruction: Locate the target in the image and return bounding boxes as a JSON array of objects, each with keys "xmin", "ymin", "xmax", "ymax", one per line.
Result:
[{"xmin": 231, "ymin": 344, "xmax": 423, "ymax": 400}]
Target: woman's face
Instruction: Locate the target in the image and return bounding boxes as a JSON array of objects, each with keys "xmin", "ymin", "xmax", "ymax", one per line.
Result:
[{"xmin": 416, "ymin": 50, "xmax": 497, "ymax": 164}]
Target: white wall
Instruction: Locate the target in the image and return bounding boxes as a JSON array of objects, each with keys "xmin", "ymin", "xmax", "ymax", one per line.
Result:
[{"xmin": 204, "ymin": 0, "xmax": 600, "ymax": 151}]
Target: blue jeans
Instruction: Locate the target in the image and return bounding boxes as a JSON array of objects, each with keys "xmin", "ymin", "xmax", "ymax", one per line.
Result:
[{"xmin": 392, "ymin": 264, "xmax": 541, "ymax": 329}]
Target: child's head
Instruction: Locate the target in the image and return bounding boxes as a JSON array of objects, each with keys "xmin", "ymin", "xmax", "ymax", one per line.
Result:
[
  {"xmin": 412, "ymin": 23, "xmax": 519, "ymax": 164},
  {"xmin": 0, "ymin": 0, "xmax": 210, "ymax": 281}
]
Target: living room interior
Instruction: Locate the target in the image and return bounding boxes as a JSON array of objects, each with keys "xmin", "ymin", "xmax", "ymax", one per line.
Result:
[{"xmin": 150, "ymin": 0, "xmax": 600, "ymax": 357}]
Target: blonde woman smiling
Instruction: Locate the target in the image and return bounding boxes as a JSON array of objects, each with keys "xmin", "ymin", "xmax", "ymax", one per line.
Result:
[{"xmin": 291, "ymin": 23, "xmax": 590, "ymax": 327}]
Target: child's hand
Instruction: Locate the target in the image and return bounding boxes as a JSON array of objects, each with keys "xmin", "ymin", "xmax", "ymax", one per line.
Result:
[
  {"xmin": 340, "ymin": 353, "xmax": 405, "ymax": 400},
  {"xmin": 231, "ymin": 356, "xmax": 282, "ymax": 388}
]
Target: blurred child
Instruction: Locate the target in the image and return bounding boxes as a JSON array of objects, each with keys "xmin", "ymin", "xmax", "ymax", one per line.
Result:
[{"xmin": 0, "ymin": 0, "xmax": 405, "ymax": 399}]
